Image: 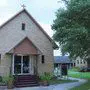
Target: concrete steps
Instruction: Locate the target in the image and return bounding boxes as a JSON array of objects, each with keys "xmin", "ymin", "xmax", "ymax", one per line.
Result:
[{"xmin": 14, "ymin": 75, "xmax": 39, "ymax": 88}]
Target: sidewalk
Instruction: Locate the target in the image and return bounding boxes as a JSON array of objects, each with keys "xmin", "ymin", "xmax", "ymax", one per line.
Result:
[{"xmin": 1, "ymin": 77, "xmax": 87, "ymax": 90}]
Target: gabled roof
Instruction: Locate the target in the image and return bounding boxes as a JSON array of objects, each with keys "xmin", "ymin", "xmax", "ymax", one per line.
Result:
[
  {"xmin": 8, "ymin": 37, "xmax": 42, "ymax": 54},
  {"xmin": 54, "ymin": 56, "xmax": 73, "ymax": 63},
  {"xmin": 0, "ymin": 9, "xmax": 58, "ymax": 49}
]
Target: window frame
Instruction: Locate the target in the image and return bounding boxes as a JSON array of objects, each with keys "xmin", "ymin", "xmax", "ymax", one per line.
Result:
[
  {"xmin": 41, "ymin": 55, "xmax": 45, "ymax": 64},
  {"xmin": 22, "ymin": 23, "xmax": 26, "ymax": 30}
]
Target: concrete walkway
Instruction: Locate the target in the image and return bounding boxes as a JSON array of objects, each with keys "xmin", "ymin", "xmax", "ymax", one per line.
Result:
[
  {"xmin": 14, "ymin": 78, "xmax": 87, "ymax": 90},
  {"xmin": 0, "ymin": 77, "xmax": 87, "ymax": 90}
]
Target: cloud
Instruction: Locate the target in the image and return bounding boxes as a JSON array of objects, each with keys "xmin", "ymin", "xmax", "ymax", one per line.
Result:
[
  {"xmin": 28, "ymin": 0, "xmax": 65, "ymax": 9},
  {"xmin": 0, "ymin": 0, "xmax": 8, "ymax": 7},
  {"xmin": 0, "ymin": 13, "xmax": 14, "ymax": 25},
  {"xmin": 39, "ymin": 22, "xmax": 53, "ymax": 37},
  {"xmin": 54, "ymin": 50, "xmax": 62, "ymax": 56},
  {"xmin": 25, "ymin": 0, "xmax": 65, "ymax": 25}
]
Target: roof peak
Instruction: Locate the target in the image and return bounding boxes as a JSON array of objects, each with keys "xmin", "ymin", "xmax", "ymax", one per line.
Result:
[
  {"xmin": 0, "ymin": 9, "xmax": 58, "ymax": 49},
  {"xmin": 0, "ymin": 8, "xmax": 27, "ymax": 29}
]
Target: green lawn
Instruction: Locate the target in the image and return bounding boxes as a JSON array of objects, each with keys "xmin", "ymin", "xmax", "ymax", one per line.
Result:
[
  {"xmin": 70, "ymin": 79, "xmax": 90, "ymax": 90},
  {"xmin": 68, "ymin": 68, "xmax": 90, "ymax": 90},
  {"xmin": 49, "ymin": 79, "xmax": 77, "ymax": 85},
  {"xmin": 68, "ymin": 71, "xmax": 90, "ymax": 79}
]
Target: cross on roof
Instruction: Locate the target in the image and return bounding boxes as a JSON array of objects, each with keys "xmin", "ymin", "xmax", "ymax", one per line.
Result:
[{"xmin": 21, "ymin": 4, "xmax": 26, "ymax": 9}]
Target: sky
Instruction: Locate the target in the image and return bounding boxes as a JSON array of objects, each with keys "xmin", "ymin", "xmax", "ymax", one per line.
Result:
[{"xmin": 0, "ymin": 0, "xmax": 65, "ymax": 56}]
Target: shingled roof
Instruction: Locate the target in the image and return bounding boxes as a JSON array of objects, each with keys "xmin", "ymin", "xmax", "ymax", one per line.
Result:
[{"xmin": 54, "ymin": 56, "xmax": 73, "ymax": 64}]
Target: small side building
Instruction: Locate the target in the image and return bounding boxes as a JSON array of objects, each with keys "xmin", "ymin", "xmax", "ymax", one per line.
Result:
[{"xmin": 54, "ymin": 56, "xmax": 73, "ymax": 69}]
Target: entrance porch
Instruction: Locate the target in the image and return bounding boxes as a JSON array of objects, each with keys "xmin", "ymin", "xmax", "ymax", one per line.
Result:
[
  {"xmin": 12, "ymin": 54, "xmax": 39, "ymax": 87},
  {"xmin": 12, "ymin": 54, "xmax": 38, "ymax": 75},
  {"xmin": 8, "ymin": 37, "xmax": 41, "ymax": 87},
  {"xmin": 8, "ymin": 37, "xmax": 41, "ymax": 76}
]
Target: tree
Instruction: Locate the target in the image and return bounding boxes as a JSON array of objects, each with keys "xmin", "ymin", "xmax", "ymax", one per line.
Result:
[{"xmin": 52, "ymin": 0, "xmax": 90, "ymax": 60}]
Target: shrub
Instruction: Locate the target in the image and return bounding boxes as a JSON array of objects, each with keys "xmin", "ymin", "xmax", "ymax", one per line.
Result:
[
  {"xmin": 71, "ymin": 67, "xmax": 80, "ymax": 72},
  {"xmin": 40, "ymin": 72, "xmax": 53, "ymax": 81},
  {"xmin": 2, "ymin": 75, "xmax": 14, "ymax": 84},
  {"xmin": 0, "ymin": 76, "xmax": 6, "ymax": 86}
]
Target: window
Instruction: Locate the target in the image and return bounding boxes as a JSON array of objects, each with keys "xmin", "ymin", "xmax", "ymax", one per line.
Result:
[
  {"xmin": 77, "ymin": 60, "xmax": 79, "ymax": 64},
  {"xmin": 22, "ymin": 23, "xmax": 25, "ymax": 30},
  {"xmin": 81, "ymin": 60, "xmax": 83, "ymax": 64},
  {"xmin": 54, "ymin": 64, "xmax": 58, "ymax": 68},
  {"xmin": 84, "ymin": 61, "xmax": 86, "ymax": 64},
  {"xmin": 41, "ymin": 55, "xmax": 45, "ymax": 64},
  {"xmin": 81, "ymin": 61, "xmax": 82, "ymax": 64}
]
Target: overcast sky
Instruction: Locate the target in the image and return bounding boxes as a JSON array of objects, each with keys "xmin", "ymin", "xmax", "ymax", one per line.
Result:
[{"xmin": 0, "ymin": 0, "xmax": 65, "ymax": 56}]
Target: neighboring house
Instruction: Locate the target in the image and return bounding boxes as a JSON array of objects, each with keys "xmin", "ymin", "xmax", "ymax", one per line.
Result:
[
  {"xmin": 0, "ymin": 9, "xmax": 58, "ymax": 87},
  {"xmin": 54, "ymin": 56, "xmax": 73, "ymax": 69},
  {"xmin": 74, "ymin": 57, "xmax": 87, "ymax": 68}
]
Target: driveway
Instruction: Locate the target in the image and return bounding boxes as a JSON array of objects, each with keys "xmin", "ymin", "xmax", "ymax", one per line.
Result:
[{"xmin": 0, "ymin": 77, "xmax": 87, "ymax": 90}]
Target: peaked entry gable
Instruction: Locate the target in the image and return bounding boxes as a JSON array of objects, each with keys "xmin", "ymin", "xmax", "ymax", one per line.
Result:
[{"xmin": 9, "ymin": 37, "xmax": 41, "ymax": 55}]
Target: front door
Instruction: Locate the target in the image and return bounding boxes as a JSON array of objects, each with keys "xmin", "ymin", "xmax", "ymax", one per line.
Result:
[{"xmin": 14, "ymin": 55, "xmax": 30, "ymax": 75}]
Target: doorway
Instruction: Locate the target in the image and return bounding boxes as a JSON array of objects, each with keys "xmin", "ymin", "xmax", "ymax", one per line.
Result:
[{"xmin": 14, "ymin": 55, "xmax": 30, "ymax": 75}]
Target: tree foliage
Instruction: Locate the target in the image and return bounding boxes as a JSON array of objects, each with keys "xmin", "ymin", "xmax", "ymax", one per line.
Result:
[{"xmin": 52, "ymin": 0, "xmax": 90, "ymax": 59}]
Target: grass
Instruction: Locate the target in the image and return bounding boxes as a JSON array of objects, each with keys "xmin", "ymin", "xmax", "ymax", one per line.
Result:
[
  {"xmin": 69, "ymin": 71, "xmax": 90, "ymax": 79},
  {"xmin": 70, "ymin": 79, "xmax": 90, "ymax": 90},
  {"xmin": 68, "ymin": 68, "xmax": 90, "ymax": 90},
  {"xmin": 49, "ymin": 78, "xmax": 77, "ymax": 85},
  {"xmin": 68, "ymin": 68, "xmax": 90, "ymax": 79}
]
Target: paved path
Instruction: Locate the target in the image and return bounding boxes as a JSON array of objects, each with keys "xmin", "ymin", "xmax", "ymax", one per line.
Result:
[{"xmin": 0, "ymin": 77, "xmax": 87, "ymax": 90}]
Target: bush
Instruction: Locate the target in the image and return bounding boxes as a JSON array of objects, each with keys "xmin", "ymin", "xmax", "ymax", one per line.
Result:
[
  {"xmin": 0, "ymin": 76, "xmax": 6, "ymax": 86},
  {"xmin": 2, "ymin": 75, "xmax": 14, "ymax": 84},
  {"xmin": 70, "ymin": 67, "xmax": 80, "ymax": 72},
  {"xmin": 40, "ymin": 72, "xmax": 53, "ymax": 81},
  {"xmin": 39, "ymin": 72, "xmax": 53, "ymax": 86}
]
